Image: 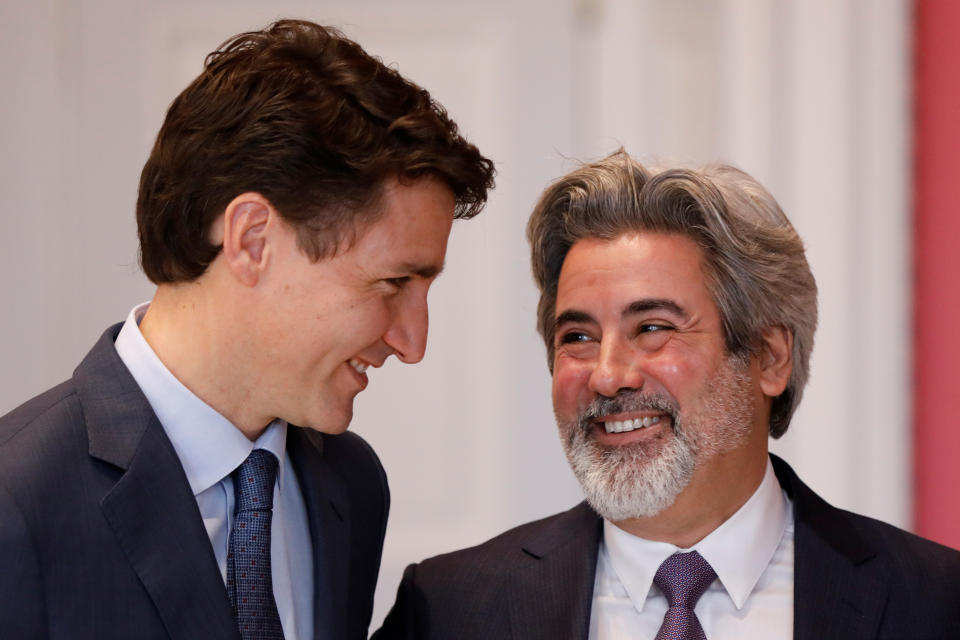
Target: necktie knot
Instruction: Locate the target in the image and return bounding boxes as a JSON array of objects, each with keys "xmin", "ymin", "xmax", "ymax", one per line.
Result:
[
  {"xmin": 234, "ymin": 449, "xmax": 278, "ymax": 512},
  {"xmin": 654, "ymin": 551, "xmax": 716, "ymax": 609},
  {"xmin": 653, "ymin": 551, "xmax": 716, "ymax": 640}
]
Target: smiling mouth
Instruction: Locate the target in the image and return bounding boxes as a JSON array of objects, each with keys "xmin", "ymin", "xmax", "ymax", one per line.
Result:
[
  {"xmin": 348, "ymin": 358, "xmax": 369, "ymax": 375},
  {"xmin": 600, "ymin": 415, "xmax": 663, "ymax": 434}
]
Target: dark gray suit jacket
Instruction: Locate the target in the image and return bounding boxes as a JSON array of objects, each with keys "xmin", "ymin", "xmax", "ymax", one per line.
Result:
[
  {"xmin": 0, "ymin": 325, "xmax": 390, "ymax": 640},
  {"xmin": 374, "ymin": 455, "xmax": 960, "ymax": 639}
]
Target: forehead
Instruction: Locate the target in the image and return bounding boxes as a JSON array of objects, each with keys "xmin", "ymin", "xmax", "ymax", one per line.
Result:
[
  {"xmin": 341, "ymin": 176, "xmax": 455, "ymax": 268},
  {"xmin": 556, "ymin": 232, "xmax": 713, "ymax": 314}
]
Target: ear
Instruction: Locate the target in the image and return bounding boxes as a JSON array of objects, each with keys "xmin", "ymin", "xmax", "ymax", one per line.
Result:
[
  {"xmin": 220, "ymin": 193, "xmax": 275, "ymax": 287},
  {"xmin": 756, "ymin": 325, "xmax": 793, "ymax": 398}
]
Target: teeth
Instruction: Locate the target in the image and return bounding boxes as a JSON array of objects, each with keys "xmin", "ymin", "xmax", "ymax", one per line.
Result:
[
  {"xmin": 602, "ymin": 416, "xmax": 662, "ymax": 434},
  {"xmin": 349, "ymin": 358, "xmax": 368, "ymax": 374}
]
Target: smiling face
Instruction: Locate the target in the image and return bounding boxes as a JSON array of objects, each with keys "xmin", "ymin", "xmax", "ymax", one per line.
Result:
[
  {"xmin": 551, "ymin": 232, "xmax": 770, "ymax": 525},
  {"xmin": 256, "ymin": 175, "xmax": 455, "ymax": 433}
]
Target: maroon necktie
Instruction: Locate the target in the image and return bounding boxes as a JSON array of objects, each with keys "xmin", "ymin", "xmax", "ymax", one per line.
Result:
[
  {"xmin": 653, "ymin": 551, "xmax": 717, "ymax": 640},
  {"xmin": 226, "ymin": 449, "xmax": 285, "ymax": 639}
]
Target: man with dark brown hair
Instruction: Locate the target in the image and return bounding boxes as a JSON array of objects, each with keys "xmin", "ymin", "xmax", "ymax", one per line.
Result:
[{"xmin": 0, "ymin": 19, "xmax": 493, "ymax": 640}]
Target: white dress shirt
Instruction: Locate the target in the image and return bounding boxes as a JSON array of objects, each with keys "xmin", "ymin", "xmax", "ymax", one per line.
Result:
[
  {"xmin": 589, "ymin": 459, "xmax": 795, "ymax": 639},
  {"xmin": 114, "ymin": 302, "xmax": 314, "ymax": 640}
]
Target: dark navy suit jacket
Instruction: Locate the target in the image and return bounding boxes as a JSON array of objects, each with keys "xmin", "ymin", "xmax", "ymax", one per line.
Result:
[
  {"xmin": 374, "ymin": 455, "xmax": 960, "ymax": 639},
  {"xmin": 0, "ymin": 325, "xmax": 390, "ymax": 640}
]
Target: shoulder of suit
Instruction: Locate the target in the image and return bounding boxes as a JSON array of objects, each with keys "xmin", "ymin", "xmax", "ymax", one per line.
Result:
[
  {"xmin": 0, "ymin": 379, "xmax": 89, "ymax": 518},
  {"xmin": 779, "ymin": 456, "xmax": 960, "ymax": 583},
  {"xmin": 0, "ymin": 379, "xmax": 79, "ymax": 449},
  {"xmin": 836, "ymin": 507, "xmax": 960, "ymax": 573},
  {"xmin": 413, "ymin": 502, "xmax": 598, "ymax": 577}
]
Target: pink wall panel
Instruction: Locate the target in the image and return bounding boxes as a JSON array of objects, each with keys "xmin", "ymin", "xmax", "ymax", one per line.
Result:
[{"xmin": 913, "ymin": 0, "xmax": 960, "ymax": 549}]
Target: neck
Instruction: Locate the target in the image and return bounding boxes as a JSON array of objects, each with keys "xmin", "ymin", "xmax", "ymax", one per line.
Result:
[
  {"xmin": 613, "ymin": 437, "xmax": 769, "ymax": 548},
  {"xmin": 139, "ymin": 281, "xmax": 272, "ymax": 440}
]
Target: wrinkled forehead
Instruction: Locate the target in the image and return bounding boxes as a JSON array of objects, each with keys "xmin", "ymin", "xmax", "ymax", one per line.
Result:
[{"xmin": 556, "ymin": 233, "xmax": 711, "ymax": 309}]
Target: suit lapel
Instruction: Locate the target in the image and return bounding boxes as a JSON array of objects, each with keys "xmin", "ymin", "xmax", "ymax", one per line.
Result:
[
  {"xmin": 288, "ymin": 427, "xmax": 351, "ymax": 640},
  {"xmin": 772, "ymin": 455, "xmax": 888, "ymax": 640},
  {"xmin": 79, "ymin": 327, "xmax": 239, "ymax": 640},
  {"xmin": 507, "ymin": 503, "xmax": 601, "ymax": 640}
]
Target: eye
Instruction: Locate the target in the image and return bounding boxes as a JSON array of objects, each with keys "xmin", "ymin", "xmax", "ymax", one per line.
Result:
[
  {"xmin": 635, "ymin": 322, "xmax": 674, "ymax": 350},
  {"xmin": 558, "ymin": 330, "xmax": 592, "ymax": 345},
  {"xmin": 638, "ymin": 323, "xmax": 672, "ymax": 333},
  {"xmin": 385, "ymin": 276, "xmax": 411, "ymax": 289}
]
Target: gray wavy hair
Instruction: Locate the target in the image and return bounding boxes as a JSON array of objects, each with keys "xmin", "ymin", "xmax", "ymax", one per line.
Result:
[{"xmin": 527, "ymin": 150, "xmax": 817, "ymax": 438}]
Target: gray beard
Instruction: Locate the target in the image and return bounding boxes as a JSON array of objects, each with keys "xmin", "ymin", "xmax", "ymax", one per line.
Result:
[{"xmin": 557, "ymin": 355, "xmax": 755, "ymax": 522}]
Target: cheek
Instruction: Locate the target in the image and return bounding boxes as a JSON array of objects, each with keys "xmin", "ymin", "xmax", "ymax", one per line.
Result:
[
  {"xmin": 339, "ymin": 297, "xmax": 393, "ymax": 341},
  {"xmin": 644, "ymin": 349, "xmax": 716, "ymax": 400},
  {"xmin": 358, "ymin": 303, "xmax": 390, "ymax": 332},
  {"xmin": 552, "ymin": 359, "xmax": 593, "ymax": 415},
  {"xmin": 646, "ymin": 356, "xmax": 684, "ymax": 383}
]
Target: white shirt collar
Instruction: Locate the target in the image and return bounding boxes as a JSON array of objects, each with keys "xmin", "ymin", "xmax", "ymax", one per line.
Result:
[
  {"xmin": 114, "ymin": 302, "xmax": 288, "ymax": 495},
  {"xmin": 602, "ymin": 458, "xmax": 789, "ymax": 612}
]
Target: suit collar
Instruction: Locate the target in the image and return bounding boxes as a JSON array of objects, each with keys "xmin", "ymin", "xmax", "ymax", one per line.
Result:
[
  {"xmin": 507, "ymin": 502, "xmax": 601, "ymax": 640},
  {"xmin": 75, "ymin": 325, "xmax": 240, "ymax": 640},
  {"xmin": 77, "ymin": 324, "xmax": 160, "ymax": 470},
  {"xmin": 771, "ymin": 454, "xmax": 888, "ymax": 639},
  {"xmin": 771, "ymin": 454, "xmax": 875, "ymax": 564}
]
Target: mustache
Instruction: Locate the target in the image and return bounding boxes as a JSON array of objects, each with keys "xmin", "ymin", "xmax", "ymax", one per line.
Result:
[{"xmin": 577, "ymin": 391, "xmax": 678, "ymax": 433}]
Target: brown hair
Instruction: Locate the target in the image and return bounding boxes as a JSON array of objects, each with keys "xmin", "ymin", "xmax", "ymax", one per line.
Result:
[
  {"xmin": 137, "ymin": 19, "xmax": 495, "ymax": 283},
  {"xmin": 527, "ymin": 150, "xmax": 817, "ymax": 438}
]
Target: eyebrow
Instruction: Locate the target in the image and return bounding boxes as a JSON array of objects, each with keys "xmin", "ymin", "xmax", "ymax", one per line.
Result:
[
  {"xmin": 554, "ymin": 298, "xmax": 688, "ymax": 331},
  {"xmin": 397, "ymin": 261, "xmax": 445, "ymax": 279},
  {"xmin": 624, "ymin": 298, "xmax": 688, "ymax": 320},
  {"xmin": 554, "ymin": 309, "xmax": 595, "ymax": 329}
]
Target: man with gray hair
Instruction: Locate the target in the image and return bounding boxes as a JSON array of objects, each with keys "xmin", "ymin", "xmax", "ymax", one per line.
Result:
[{"xmin": 375, "ymin": 150, "xmax": 960, "ymax": 639}]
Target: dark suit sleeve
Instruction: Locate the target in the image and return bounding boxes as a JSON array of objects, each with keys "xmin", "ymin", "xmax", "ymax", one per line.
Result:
[
  {"xmin": 371, "ymin": 563, "xmax": 422, "ymax": 640},
  {"xmin": 0, "ymin": 483, "xmax": 45, "ymax": 639}
]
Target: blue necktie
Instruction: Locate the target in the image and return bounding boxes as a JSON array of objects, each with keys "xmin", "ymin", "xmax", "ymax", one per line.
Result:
[{"xmin": 226, "ymin": 449, "xmax": 285, "ymax": 639}]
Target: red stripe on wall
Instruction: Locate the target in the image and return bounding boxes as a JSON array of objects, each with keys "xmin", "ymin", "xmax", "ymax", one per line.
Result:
[{"xmin": 913, "ymin": 0, "xmax": 960, "ymax": 549}]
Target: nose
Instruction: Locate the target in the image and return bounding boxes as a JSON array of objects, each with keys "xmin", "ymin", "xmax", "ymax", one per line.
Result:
[
  {"xmin": 384, "ymin": 290, "xmax": 429, "ymax": 364},
  {"xmin": 588, "ymin": 336, "xmax": 644, "ymax": 398}
]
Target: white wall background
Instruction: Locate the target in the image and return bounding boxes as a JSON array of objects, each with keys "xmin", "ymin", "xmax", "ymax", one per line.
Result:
[{"xmin": 1, "ymin": 0, "xmax": 911, "ymax": 629}]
